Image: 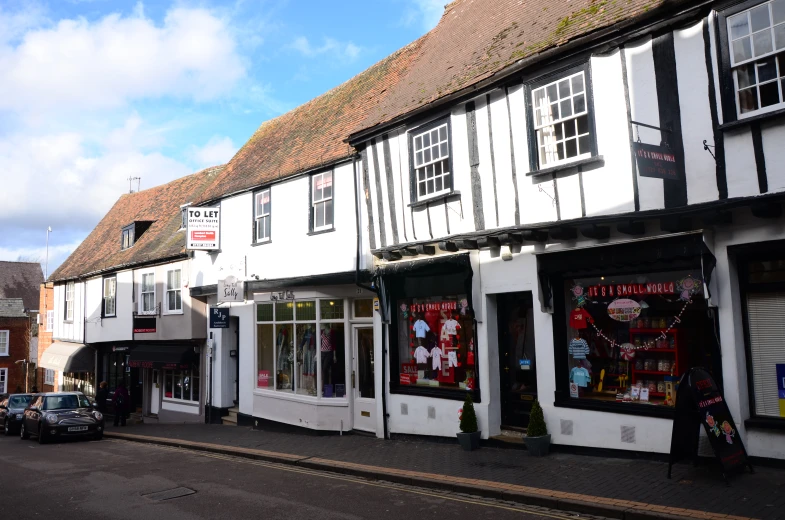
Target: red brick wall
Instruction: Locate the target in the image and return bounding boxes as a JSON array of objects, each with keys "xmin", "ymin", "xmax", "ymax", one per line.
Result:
[
  {"xmin": 0, "ymin": 317, "xmax": 31, "ymax": 394},
  {"xmin": 37, "ymin": 283, "xmax": 57, "ymax": 392}
]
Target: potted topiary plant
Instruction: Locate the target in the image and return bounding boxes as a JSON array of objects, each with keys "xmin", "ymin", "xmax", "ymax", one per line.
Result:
[
  {"xmin": 457, "ymin": 393, "xmax": 481, "ymax": 451},
  {"xmin": 524, "ymin": 399, "xmax": 551, "ymax": 456}
]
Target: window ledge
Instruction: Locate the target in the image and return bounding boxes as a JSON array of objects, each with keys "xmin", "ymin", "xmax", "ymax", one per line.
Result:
[
  {"xmin": 390, "ymin": 383, "xmax": 481, "ymax": 403},
  {"xmin": 64, "ymin": 321, "xmax": 74, "ymax": 324},
  {"xmin": 408, "ymin": 191, "xmax": 461, "ymax": 208},
  {"xmin": 162, "ymin": 398, "xmax": 199, "ymax": 406},
  {"xmin": 554, "ymin": 397, "xmax": 675, "ymax": 419},
  {"xmin": 526, "ymin": 155, "xmax": 604, "ymax": 178},
  {"xmin": 253, "ymin": 389, "xmax": 349, "ymax": 406},
  {"xmin": 102, "ymin": 315, "xmax": 116, "ymax": 319},
  {"xmin": 744, "ymin": 417, "xmax": 785, "ymax": 431},
  {"xmin": 251, "ymin": 239, "xmax": 272, "ymax": 247},
  {"xmin": 307, "ymin": 227, "xmax": 336, "ymax": 236},
  {"xmin": 718, "ymin": 108, "xmax": 785, "ymax": 131},
  {"xmin": 162, "ymin": 311, "xmax": 184, "ymax": 316}
]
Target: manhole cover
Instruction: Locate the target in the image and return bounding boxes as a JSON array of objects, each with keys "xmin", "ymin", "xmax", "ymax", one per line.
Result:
[{"xmin": 143, "ymin": 487, "xmax": 196, "ymax": 501}]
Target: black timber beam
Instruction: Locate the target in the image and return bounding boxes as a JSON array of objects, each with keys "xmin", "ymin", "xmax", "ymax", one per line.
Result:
[
  {"xmin": 549, "ymin": 227, "xmax": 577, "ymax": 241},
  {"xmin": 399, "ymin": 247, "xmax": 418, "ymax": 257},
  {"xmin": 660, "ymin": 216, "xmax": 692, "ymax": 233},
  {"xmin": 751, "ymin": 202, "xmax": 782, "ymax": 219},
  {"xmin": 579, "ymin": 225, "xmax": 611, "ymax": 240},
  {"xmin": 477, "ymin": 236, "xmax": 501, "ymax": 249},
  {"xmin": 415, "ymin": 244, "xmax": 436, "ymax": 255},
  {"xmin": 521, "ymin": 230, "xmax": 547, "ymax": 242},
  {"xmin": 617, "ymin": 221, "xmax": 645, "ymax": 236},
  {"xmin": 438, "ymin": 241, "xmax": 459, "ymax": 252},
  {"xmin": 383, "ymin": 251, "xmax": 402, "ymax": 261},
  {"xmin": 498, "ymin": 233, "xmax": 523, "ymax": 245},
  {"xmin": 458, "ymin": 239, "xmax": 479, "ymax": 250}
]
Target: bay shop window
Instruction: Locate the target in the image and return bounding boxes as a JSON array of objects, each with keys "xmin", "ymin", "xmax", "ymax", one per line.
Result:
[{"xmin": 256, "ymin": 299, "xmax": 347, "ymax": 398}]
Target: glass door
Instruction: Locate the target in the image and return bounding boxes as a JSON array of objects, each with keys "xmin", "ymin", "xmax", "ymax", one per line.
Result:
[{"xmin": 352, "ymin": 325, "xmax": 375, "ymax": 432}]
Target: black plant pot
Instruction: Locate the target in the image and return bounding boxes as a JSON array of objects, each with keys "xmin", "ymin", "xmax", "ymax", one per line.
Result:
[
  {"xmin": 457, "ymin": 431, "xmax": 481, "ymax": 451},
  {"xmin": 524, "ymin": 434, "xmax": 551, "ymax": 456}
]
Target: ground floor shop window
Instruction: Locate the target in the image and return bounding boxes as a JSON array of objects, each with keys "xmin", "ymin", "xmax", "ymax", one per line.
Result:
[
  {"xmin": 256, "ymin": 298, "xmax": 347, "ymax": 398},
  {"xmin": 563, "ymin": 269, "xmax": 716, "ymax": 407},
  {"xmin": 62, "ymin": 372, "xmax": 94, "ymax": 396},
  {"xmin": 164, "ymin": 366, "xmax": 200, "ymax": 402},
  {"xmin": 396, "ymin": 296, "xmax": 476, "ymax": 391}
]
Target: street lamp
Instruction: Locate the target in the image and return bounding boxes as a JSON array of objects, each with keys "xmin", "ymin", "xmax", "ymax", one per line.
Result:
[{"xmin": 45, "ymin": 226, "xmax": 52, "ymax": 280}]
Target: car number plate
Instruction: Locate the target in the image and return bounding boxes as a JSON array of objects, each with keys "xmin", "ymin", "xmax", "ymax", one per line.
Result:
[{"xmin": 68, "ymin": 426, "xmax": 88, "ymax": 432}]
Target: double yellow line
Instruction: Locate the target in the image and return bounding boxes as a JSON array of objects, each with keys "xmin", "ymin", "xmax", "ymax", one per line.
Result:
[{"xmin": 109, "ymin": 440, "xmax": 584, "ymax": 519}]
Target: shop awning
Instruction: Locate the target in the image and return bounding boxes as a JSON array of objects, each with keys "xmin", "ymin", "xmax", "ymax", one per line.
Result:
[
  {"xmin": 40, "ymin": 342, "xmax": 95, "ymax": 373},
  {"xmin": 127, "ymin": 346, "xmax": 196, "ymax": 370}
]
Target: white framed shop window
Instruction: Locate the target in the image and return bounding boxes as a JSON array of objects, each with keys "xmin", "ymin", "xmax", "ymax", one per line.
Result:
[
  {"xmin": 163, "ymin": 368, "xmax": 200, "ymax": 403},
  {"xmin": 44, "ymin": 369, "xmax": 55, "ymax": 386},
  {"xmin": 256, "ymin": 298, "xmax": 347, "ymax": 399}
]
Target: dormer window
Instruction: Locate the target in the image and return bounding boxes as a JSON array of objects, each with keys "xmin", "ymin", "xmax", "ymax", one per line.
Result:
[
  {"xmin": 121, "ymin": 224, "xmax": 135, "ymax": 250},
  {"xmin": 180, "ymin": 203, "xmax": 192, "ymax": 231},
  {"xmin": 121, "ymin": 221, "xmax": 155, "ymax": 250}
]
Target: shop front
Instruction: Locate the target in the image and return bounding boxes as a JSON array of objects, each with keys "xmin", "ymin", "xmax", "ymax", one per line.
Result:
[
  {"xmin": 97, "ymin": 342, "xmax": 204, "ymax": 423},
  {"xmin": 251, "ymin": 285, "xmax": 377, "ymax": 433},
  {"xmin": 39, "ymin": 342, "xmax": 96, "ymax": 396}
]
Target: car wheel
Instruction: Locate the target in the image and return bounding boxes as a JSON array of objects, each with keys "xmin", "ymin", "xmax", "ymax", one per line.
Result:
[
  {"xmin": 37, "ymin": 425, "xmax": 47, "ymax": 444},
  {"xmin": 20, "ymin": 421, "xmax": 29, "ymax": 440},
  {"xmin": 3, "ymin": 419, "xmax": 10, "ymax": 436}
]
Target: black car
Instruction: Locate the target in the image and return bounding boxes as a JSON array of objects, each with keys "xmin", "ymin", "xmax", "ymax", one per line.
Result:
[
  {"xmin": 20, "ymin": 393, "xmax": 105, "ymax": 444},
  {"xmin": 0, "ymin": 394, "xmax": 33, "ymax": 435}
]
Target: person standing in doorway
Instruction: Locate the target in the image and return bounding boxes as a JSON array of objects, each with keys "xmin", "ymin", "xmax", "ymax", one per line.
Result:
[
  {"xmin": 113, "ymin": 381, "xmax": 129, "ymax": 427},
  {"xmin": 95, "ymin": 381, "xmax": 109, "ymax": 415}
]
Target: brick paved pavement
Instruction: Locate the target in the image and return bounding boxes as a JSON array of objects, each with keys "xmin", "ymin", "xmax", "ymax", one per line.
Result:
[{"xmin": 105, "ymin": 423, "xmax": 784, "ymax": 520}]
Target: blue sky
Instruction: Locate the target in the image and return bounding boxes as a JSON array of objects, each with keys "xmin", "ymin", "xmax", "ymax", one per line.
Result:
[{"xmin": 0, "ymin": 0, "xmax": 442, "ymax": 274}]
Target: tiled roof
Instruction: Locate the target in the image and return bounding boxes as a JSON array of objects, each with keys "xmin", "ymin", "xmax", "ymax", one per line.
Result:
[
  {"xmin": 352, "ymin": 0, "xmax": 695, "ymax": 136},
  {"xmin": 197, "ymin": 39, "xmax": 425, "ymax": 203},
  {"xmin": 50, "ymin": 166, "xmax": 224, "ymax": 282},
  {"xmin": 0, "ymin": 298, "xmax": 27, "ymax": 318},
  {"xmin": 0, "ymin": 262, "xmax": 43, "ymax": 311}
]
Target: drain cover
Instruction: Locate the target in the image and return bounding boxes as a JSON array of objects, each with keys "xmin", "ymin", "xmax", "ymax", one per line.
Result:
[{"xmin": 143, "ymin": 487, "xmax": 196, "ymax": 501}]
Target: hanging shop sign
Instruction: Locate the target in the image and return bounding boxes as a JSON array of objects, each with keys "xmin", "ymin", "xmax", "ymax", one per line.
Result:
[
  {"xmin": 668, "ymin": 367, "xmax": 752, "ymax": 481},
  {"xmin": 778, "ymin": 364, "xmax": 785, "ymax": 417},
  {"xmin": 269, "ymin": 290, "xmax": 295, "ymax": 301},
  {"xmin": 186, "ymin": 207, "xmax": 220, "ymax": 250},
  {"xmin": 607, "ymin": 298, "xmax": 642, "ymax": 322},
  {"xmin": 218, "ymin": 276, "xmax": 244, "ymax": 303},
  {"xmin": 209, "ymin": 307, "xmax": 230, "ymax": 328},
  {"xmin": 133, "ymin": 316, "xmax": 156, "ymax": 333},
  {"xmin": 633, "ymin": 142, "xmax": 681, "ymax": 180}
]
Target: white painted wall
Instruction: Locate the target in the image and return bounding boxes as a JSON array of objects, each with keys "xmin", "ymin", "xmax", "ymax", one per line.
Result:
[
  {"xmin": 84, "ymin": 270, "xmax": 133, "ymax": 344},
  {"xmin": 52, "ymin": 281, "xmax": 84, "ymax": 343}
]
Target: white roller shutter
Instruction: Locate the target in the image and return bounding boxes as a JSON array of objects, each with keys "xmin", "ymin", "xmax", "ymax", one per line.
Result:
[{"xmin": 746, "ymin": 292, "xmax": 785, "ymax": 417}]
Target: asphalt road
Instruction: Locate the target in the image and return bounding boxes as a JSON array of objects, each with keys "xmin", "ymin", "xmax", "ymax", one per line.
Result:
[{"xmin": 0, "ymin": 434, "xmax": 609, "ymax": 520}]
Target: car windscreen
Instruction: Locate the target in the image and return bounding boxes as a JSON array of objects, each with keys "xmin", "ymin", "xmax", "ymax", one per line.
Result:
[
  {"xmin": 43, "ymin": 395, "xmax": 80, "ymax": 410},
  {"xmin": 9, "ymin": 396, "xmax": 31, "ymax": 408}
]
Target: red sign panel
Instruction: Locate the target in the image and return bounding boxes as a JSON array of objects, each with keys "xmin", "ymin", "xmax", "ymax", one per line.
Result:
[
  {"xmin": 191, "ymin": 230, "xmax": 216, "ymax": 241},
  {"xmin": 258, "ymin": 370, "xmax": 270, "ymax": 388},
  {"xmin": 399, "ymin": 373, "xmax": 417, "ymax": 385}
]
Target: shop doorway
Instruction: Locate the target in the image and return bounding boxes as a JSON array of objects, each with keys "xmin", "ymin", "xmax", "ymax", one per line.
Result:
[
  {"xmin": 130, "ymin": 366, "xmax": 143, "ymax": 414},
  {"xmin": 352, "ymin": 325, "xmax": 375, "ymax": 433},
  {"xmin": 497, "ymin": 292, "xmax": 538, "ymax": 429},
  {"xmin": 150, "ymin": 369, "xmax": 160, "ymax": 415},
  {"xmin": 230, "ymin": 317, "xmax": 240, "ymax": 406}
]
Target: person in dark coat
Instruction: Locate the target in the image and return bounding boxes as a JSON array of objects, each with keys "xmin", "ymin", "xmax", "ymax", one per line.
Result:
[
  {"xmin": 95, "ymin": 381, "xmax": 109, "ymax": 415},
  {"xmin": 112, "ymin": 381, "xmax": 130, "ymax": 427}
]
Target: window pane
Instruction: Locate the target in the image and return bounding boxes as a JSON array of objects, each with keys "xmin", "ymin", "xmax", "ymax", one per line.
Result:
[
  {"xmin": 192, "ymin": 375, "xmax": 200, "ymax": 402},
  {"xmin": 565, "ymin": 120, "xmax": 576, "ymax": 138},
  {"xmin": 144, "ymin": 293, "xmax": 155, "ymax": 312},
  {"xmin": 546, "ymin": 84, "xmax": 557, "ymax": 102},
  {"xmin": 558, "ymin": 79, "xmax": 570, "ymax": 98},
  {"xmin": 168, "ymin": 291, "xmax": 177, "ymax": 311},
  {"xmin": 415, "ymin": 135, "xmax": 422, "ymax": 151},
  {"xmin": 738, "ymin": 63, "xmax": 757, "ymax": 88},
  {"xmin": 573, "ymin": 93, "xmax": 586, "ymax": 113},
  {"xmin": 325, "ymin": 199, "xmax": 333, "ymax": 226},
  {"xmin": 256, "ymin": 192, "xmax": 264, "ymax": 216},
  {"xmin": 571, "ymin": 74, "xmax": 584, "ymax": 93},
  {"xmin": 296, "ymin": 323, "xmax": 318, "ymax": 395},
  {"xmin": 760, "ymin": 80, "xmax": 780, "ymax": 106},
  {"xmin": 320, "ymin": 299, "xmax": 344, "ymax": 320},
  {"xmin": 416, "ymin": 151, "xmax": 423, "ymax": 165},
  {"xmin": 439, "ymin": 126, "xmax": 447, "ymax": 141},
  {"xmin": 759, "ymin": 56, "xmax": 778, "ymax": 81},
  {"xmin": 323, "ymin": 173, "xmax": 332, "ymax": 199},
  {"xmin": 739, "ymin": 87, "xmax": 759, "ymax": 112},
  {"xmin": 427, "ymin": 179, "xmax": 434, "ymax": 193},
  {"xmin": 440, "ymin": 142, "xmax": 448, "ymax": 157},
  {"xmin": 579, "ymin": 135, "xmax": 591, "ymax": 155},
  {"xmin": 262, "ymin": 191, "xmax": 271, "ymax": 215},
  {"xmin": 175, "ymin": 290, "xmax": 182, "ymax": 311},
  {"xmin": 734, "ymin": 37, "xmax": 753, "ymax": 62},
  {"xmin": 419, "ymin": 183, "xmax": 426, "ymax": 197},
  {"xmin": 165, "ymin": 372, "xmax": 173, "ymax": 398},
  {"xmin": 276, "ymin": 301, "xmax": 294, "ymax": 321},
  {"xmin": 315, "ymin": 202, "xmax": 325, "ymax": 228},
  {"xmin": 296, "ymin": 300, "xmax": 316, "ymax": 321},
  {"xmin": 753, "ymin": 29, "xmax": 774, "ymax": 56},
  {"xmin": 313, "ymin": 178, "xmax": 323, "ymax": 202},
  {"xmin": 751, "ymin": 4, "xmax": 771, "ymax": 32},
  {"xmin": 423, "ymin": 132, "xmax": 430, "ymax": 147},
  {"xmin": 357, "ymin": 327, "xmax": 374, "ymax": 399},
  {"xmin": 264, "ymin": 216, "xmax": 271, "ymax": 239},
  {"xmin": 424, "ymin": 148, "xmax": 431, "ymax": 163},
  {"xmin": 565, "ymin": 138, "xmax": 578, "ymax": 158},
  {"xmin": 276, "ymin": 324, "xmax": 294, "ymax": 391},
  {"xmin": 560, "ymin": 99, "xmax": 572, "ymax": 118},
  {"xmin": 577, "ymin": 114, "xmax": 589, "ymax": 135},
  {"xmin": 555, "ymin": 123, "xmax": 564, "ymax": 140},
  {"xmin": 320, "ymin": 324, "xmax": 346, "ymax": 398},
  {"xmin": 556, "ymin": 142, "xmax": 565, "ymax": 160},
  {"xmin": 550, "ymin": 102, "xmax": 560, "ymax": 120},
  {"xmin": 435, "ymin": 177, "xmax": 443, "ymax": 191},
  {"xmin": 730, "ymin": 12, "xmax": 750, "ymax": 39},
  {"xmin": 354, "ymin": 299, "xmax": 373, "ymax": 318},
  {"xmin": 257, "ymin": 303, "xmax": 274, "ymax": 322},
  {"xmin": 533, "ymin": 88, "xmax": 546, "ymax": 108},
  {"xmin": 174, "ymin": 372, "xmax": 182, "ymax": 399},
  {"xmin": 775, "ymin": 23, "xmax": 785, "ymax": 49},
  {"xmin": 431, "ymin": 129, "xmax": 438, "ymax": 143},
  {"xmin": 774, "ymin": 0, "xmax": 785, "ymax": 23},
  {"xmin": 257, "ymin": 324, "xmax": 274, "ymax": 388}
]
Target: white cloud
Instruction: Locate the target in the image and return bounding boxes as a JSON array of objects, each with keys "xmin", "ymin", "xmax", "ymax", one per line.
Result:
[
  {"xmin": 0, "ymin": 240, "xmax": 84, "ymax": 278},
  {"xmin": 289, "ymin": 36, "xmax": 361, "ymax": 62},
  {"xmin": 0, "ymin": 6, "xmax": 246, "ymax": 115},
  {"xmin": 401, "ymin": 0, "xmax": 445, "ymax": 31},
  {"xmin": 189, "ymin": 135, "xmax": 238, "ymax": 169}
]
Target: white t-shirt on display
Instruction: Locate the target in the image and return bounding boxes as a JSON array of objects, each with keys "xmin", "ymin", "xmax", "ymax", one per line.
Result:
[
  {"xmin": 442, "ymin": 319, "xmax": 460, "ymax": 335},
  {"xmin": 413, "ymin": 346, "xmax": 430, "ymax": 364}
]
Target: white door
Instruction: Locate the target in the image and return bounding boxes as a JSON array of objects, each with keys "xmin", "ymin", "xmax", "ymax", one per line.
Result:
[
  {"xmin": 352, "ymin": 326, "xmax": 376, "ymax": 433},
  {"xmin": 150, "ymin": 369, "xmax": 160, "ymax": 415}
]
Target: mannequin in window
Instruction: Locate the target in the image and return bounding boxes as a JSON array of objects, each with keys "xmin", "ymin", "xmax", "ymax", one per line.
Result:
[{"xmin": 321, "ymin": 324, "xmax": 336, "ymax": 387}]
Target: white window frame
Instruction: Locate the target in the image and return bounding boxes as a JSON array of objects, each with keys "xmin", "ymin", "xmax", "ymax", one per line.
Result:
[
  {"xmin": 411, "ymin": 121, "xmax": 452, "ymax": 201},
  {"xmin": 165, "ymin": 269, "xmax": 183, "ymax": 314},
  {"xmin": 46, "ymin": 310, "xmax": 54, "ymax": 332},
  {"xmin": 0, "ymin": 368, "xmax": 6, "ymax": 394},
  {"xmin": 531, "ymin": 70, "xmax": 593, "ymax": 169},
  {"xmin": 103, "ymin": 276, "xmax": 117, "ymax": 317},
  {"xmin": 65, "ymin": 281, "xmax": 74, "ymax": 322},
  {"xmin": 255, "ymin": 189, "xmax": 271, "ymax": 242},
  {"xmin": 139, "ymin": 271, "xmax": 156, "ymax": 315},
  {"xmin": 44, "ymin": 369, "xmax": 55, "ymax": 386},
  {"xmin": 179, "ymin": 203, "xmax": 191, "ymax": 231},
  {"xmin": 311, "ymin": 172, "xmax": 334, "ymax": 232},
  {"xmin": 121, "ymin": 225, "xmax": 134, "ymax": 250},
  {"xmin": 163, "ymin": 368, "xmax": 199, "ymax": 403},
  {"xmin": 0, "ymin": 330, "xmax": 8, "ymax": 356},
  {"xmin": 727, "ymin": 0, "xmax": 785, "ymax": 118}
]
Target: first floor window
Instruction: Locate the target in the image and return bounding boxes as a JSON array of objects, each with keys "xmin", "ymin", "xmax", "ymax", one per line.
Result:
[
  {"xmin": 45, "ymin": 369, "xmax": 55, "ymax": 386},
  {"xmin": 531, "ymin": 70, "xmax": 592, "ymax": 168},
  {"xmin": 728, "ymin": 0, "xmax": 785, "ymax": 116},
  {"xmin": 311, "ymin": 172, "xmax": 333, "ymax": 231},
  {"xmin": 65, "ymin": 281, "xmax": 74, "ymax": 321},
  {"xmin": 256, "ymin": 298, "xmax": 346, "ymax": 398},
  {"xmin": 395, "ymin": 295, "xmax": 476, "ymax": 392},
  {"xmin": 0, "ymin": 330, "xmax": 8, "ymax": 356},
  {"xmin": 164, "ymin": 367, "xmax": 200, "ymax": 402},
  {"xmin": 166, "ymin": 269, "xmax": 182, "ymax": 312},
  {"xmin": 255, "ymin": 189, "xmax": 271, "ymax": 242},
  {"xmin": 141, "ymin": 273, "xmax": 155, "ymax": 314},
  {"xmin": 103, "ymin": 277, "xmax": 116, "ymax": 317},
  {"xmin": 46, "ymin": 310, "xmax": 54, "ymax": 332},
  {"xmin": 0, "ymin": 368, "xmax": 6, "ymax": 394},
  {"xmin": 411, "ymin": 120, "xmax": 452, "ymax": 200}
]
